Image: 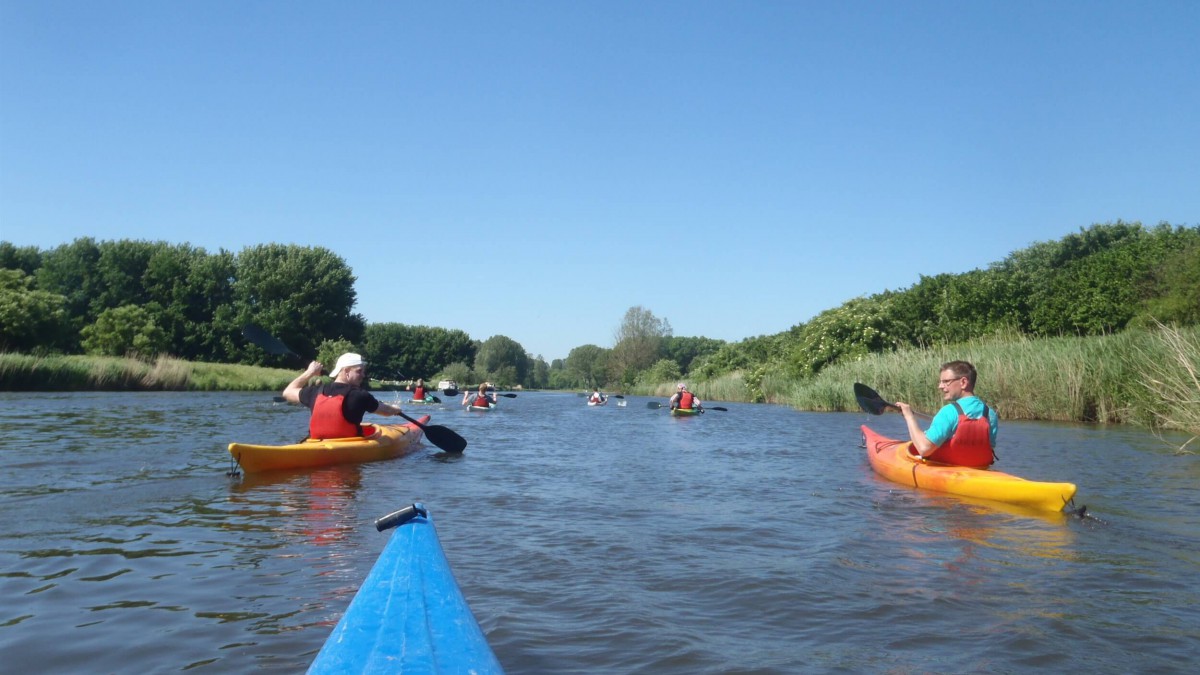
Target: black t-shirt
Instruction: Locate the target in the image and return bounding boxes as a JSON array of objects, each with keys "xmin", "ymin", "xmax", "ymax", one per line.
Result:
[{"xmin": 299, "ymin": 382, "xmax": 380, "ymax": 424}]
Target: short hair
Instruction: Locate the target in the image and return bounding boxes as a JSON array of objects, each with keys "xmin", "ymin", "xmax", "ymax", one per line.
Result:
[{"xmin": 941, "ymin": 361, "xmax": 977, "ymax": 389}]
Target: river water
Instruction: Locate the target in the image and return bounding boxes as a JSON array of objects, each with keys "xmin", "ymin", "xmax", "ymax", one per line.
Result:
[{"xmin": 1, "ymin": 391, "xmax": 1196, "ymax": 673}]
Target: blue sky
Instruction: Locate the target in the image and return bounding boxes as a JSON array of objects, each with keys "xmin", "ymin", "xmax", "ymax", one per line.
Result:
[{"xmin": 2, "ymin": 2, "xmax": 1197, "ymax": 361}]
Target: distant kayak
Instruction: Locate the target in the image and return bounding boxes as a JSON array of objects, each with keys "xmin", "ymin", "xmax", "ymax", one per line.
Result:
[
  {"xmin": 307, "ymin": 504, "xmax": 503, "ymax": 674},
  {"xmin": 227, "ymin": 416, "xmax": 429, "ymax": 473},
  {"xmin": 467, "ymin": 404, "xmax": 495, "ymax": 412},
  {"xmin": 860, "ymin": 425, "xmax": 1076, "ymax": 512}
]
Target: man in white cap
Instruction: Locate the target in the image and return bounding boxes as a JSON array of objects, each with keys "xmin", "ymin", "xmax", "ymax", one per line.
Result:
[
  {"xmin": 282, "ymin": 353, "xmax": 407, "ymax": 439},
  {"xmin": 668, "ymin": 382, "xmax": 701, "ymax": 412}
]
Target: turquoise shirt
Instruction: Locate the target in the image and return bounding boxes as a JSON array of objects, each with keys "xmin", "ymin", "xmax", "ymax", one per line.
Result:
[{"xmin": 924, "ymin": 395, "xmax": 999, "ymax": 448}]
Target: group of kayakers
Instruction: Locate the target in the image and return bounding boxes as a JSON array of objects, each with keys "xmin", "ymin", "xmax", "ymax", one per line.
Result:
[{"xmin": 281, "ymin": 352, "xmax": 997, "ymax": 469}]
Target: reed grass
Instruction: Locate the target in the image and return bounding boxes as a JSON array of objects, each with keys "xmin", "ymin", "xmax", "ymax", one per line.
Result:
[
  {"xmin": 1129, "ymin": 322, "xmax": 1200, "ymax": 451},
  {"xmin": 0, "ymin": 353, "xmax": 294, "ymax": 391},
  {"xmin": 638, "ymin": 325, "xmax": 1200, "ymax": 436}
]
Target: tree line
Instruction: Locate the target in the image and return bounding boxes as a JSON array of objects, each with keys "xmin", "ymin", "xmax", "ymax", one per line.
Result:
[
  {"xmin": 0, "ymin": 238, "xmax": 551, "ymax": 388},
  {"xmin": 4, "ymin": 221, "xmax": 1197, "ymax": 393},
  {"xmin": 554, "ymin": 221, "xmax": 1200, "ymax": 397}
]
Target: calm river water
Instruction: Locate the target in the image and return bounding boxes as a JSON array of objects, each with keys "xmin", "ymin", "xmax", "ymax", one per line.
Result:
[{"xmin": 1, "ymin": 391, "xmax": 1197, "ymax": 673}]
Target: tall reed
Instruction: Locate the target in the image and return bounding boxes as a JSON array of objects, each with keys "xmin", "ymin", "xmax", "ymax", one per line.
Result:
[
  {"xmin": 640, "ymin": 325, "xmax": 1200, "ymax": 435},
  {"xmin": 0, "ymin": 353, "xmax": 293, "ymax": 391},
  {"xmin": 1128, "ymin": 322, "xmax": 1200, "ymax": 451}
]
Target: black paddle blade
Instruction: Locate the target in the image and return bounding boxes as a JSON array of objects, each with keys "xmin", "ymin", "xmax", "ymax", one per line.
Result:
[
  {"xmin": 707, "ymin": 406, "xmax": 729, "ymax": 412},
  {"xmin": 854, "ymin": 383, "xmax": 889, "ymax": 415},
  {"xmin": 423, "ymin": 424, "xmax": 467, "ymax": 454},
  {"xmin": 242, "ymin": 324, "xmax": 298, "ymax": 357},
  {"xmin": 646, "ymin": 401, "xmax": 663, "ymax": 409},
  {"xmin": 396, "ymin": 411, "xmax": 467, "ymax": 453}
]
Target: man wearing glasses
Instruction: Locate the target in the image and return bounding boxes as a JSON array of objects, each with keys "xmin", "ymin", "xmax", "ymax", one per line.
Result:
[
  {"xmin": 895, "ymin": 361, "xmax": 998, "ymax": 468},
  {"xmin": 283, "ymin": 353, "xmax": 407, "ymax": 439}
]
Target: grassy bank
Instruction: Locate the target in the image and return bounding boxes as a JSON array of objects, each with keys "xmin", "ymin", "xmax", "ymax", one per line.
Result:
[
  {"xmin": 635, "ymin": 324, "xmax": 1200, "ymax": 443},
  {"xmin": 0, "ymin": 353, "xmax": 295, "ymax": 391}
]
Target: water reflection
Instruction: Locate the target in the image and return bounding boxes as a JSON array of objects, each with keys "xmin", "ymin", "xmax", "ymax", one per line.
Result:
[{"xmin": 229, "ymin": 465, "xmax": 365, "ymax": 548}]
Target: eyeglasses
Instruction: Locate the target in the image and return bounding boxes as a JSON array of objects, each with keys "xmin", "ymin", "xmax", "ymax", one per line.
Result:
[{"xmin": 939, "ymin": 377, "xmax": 964, "ymax": 385}]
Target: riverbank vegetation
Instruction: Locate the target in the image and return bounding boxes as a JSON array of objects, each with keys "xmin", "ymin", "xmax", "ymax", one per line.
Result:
[
  {"xmin": 632, "ymin": 323, "xmax": 1200, "ymax": 440},
  {"xmin": 0, "ymin": 353, "xmax": 294, "ymax": 391},
  {"xmin": 3, "ymin": 221, "xmax": 1197, "ymax": 440}
]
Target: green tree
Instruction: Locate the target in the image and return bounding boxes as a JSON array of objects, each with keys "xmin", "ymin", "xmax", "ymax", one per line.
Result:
[
  {"xmin": 529, "ymin": 355, "xmax": 550, "ymax": 389},
  {"xmin": 35, "ymin": 237, "xmax": 102, "ymax": 350},
  {"xmin": 0, "ymin": 242, "xmax": 42, "ymax": 275},
  {"xmin": 639, "ymin": 358, "xmax": 682, "ymax": 386},
  {"xmin": 136, "ymin": 244, "xmax": 238, "ymax": 362},
  {"xmin": 92, "ymin": 240, "xmax": 160, "ymax": 314},
  {"xmin": 785, "ymin": 296, "xmax": 893, "ymax": 378},
  {"xmin": 473, "ymin": 335, "xmax": 529, "ymax": 387},
  {"xmin": 81, "ymin": 304, "xmax": 169, "ymax": 359},
  {"xmin": 662, "ymin": 336, "xmax": 725, "ymax": 375},
  {"xmin": 0, "ymin": 268, "xmax": 68, "ymax": 353},
  {"xmin": 565, "ymin": 344, "xmax": 609, "ymax": 388},
  {"xmin": 435, "ymin": 362, "xmax": 473, "ymax": 389},
  {"xmin": 232, "ymin": 244, "xmax": 364, "ymax": 365},
  {"xmin": 609, "ymin": 306, "xmax": 671, "ymax": 385},
  {"xmin": 316, "ymin": 338, "xmax": 359, "ymax": 376},
  {"xmin": 363, "ymin": 323, "xmax": 475, "ymax": 381},
  {"xmin": 1141, "ymin": 238, "xmax": 1200, "ymax": 325}
]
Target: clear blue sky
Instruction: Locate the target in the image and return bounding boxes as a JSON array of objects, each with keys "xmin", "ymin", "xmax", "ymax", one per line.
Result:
[{"xmin": 2, "ymin": 2, "xmax": 1197, "ymax": 361}]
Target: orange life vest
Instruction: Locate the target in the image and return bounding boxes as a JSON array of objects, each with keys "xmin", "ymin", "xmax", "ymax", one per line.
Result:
[
  {"xmin": 926, "ymin": 401, "xmax": 994, "ymax": 468},
  {"xmin": 413, "ymin": 386, "xmax": 426, "ymax": 400},
  {"xmin": 678, "ymin": 391, "xmax": 696, "ymax": 410},
  {"xmin": 309, "ymin": 392, "xmax": 362, "ymax": 439}
]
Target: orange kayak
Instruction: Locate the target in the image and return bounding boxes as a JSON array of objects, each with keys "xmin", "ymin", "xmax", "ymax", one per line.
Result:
[
  {"xmin": 860, "ymin": 425, "xmax": 1076, "ymax": 512},
  {"xmin": 229, "ymin": 416, "xmax": 429, "ymax": 473}
]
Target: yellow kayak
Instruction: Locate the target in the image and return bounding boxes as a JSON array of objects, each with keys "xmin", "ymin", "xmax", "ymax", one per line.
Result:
[
  {"xmin": 229, "ymin": 416, "xmax": 429, "ymax": 473},
  {"xmin": 861, "ymin": 425, "xmax": 1076, "ymax": 512}
]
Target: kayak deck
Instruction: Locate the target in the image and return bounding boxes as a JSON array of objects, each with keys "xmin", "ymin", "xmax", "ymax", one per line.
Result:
[
  {"xmin": 228, "ymin": 416, "xmax": 429, "ymax": 473},
  {"xmin": 860, "ymin": 425, "xmax": 1076, "ymax": 512},
  {"xmin": 307, "ymin": 504, "xmax": 503, "ymax": 674}
]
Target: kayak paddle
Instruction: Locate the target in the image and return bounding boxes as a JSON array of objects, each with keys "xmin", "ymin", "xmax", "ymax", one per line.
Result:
[
  {"xmin": 646, "ymin": 401, "xmax": 728, "ymax": 412},
  {"xmin": 853, "ymin": 383, "xmax": 931, "ymax": 419},
  {"xmin": 241, "ymin": 324, "xmax": 469, "ymax": 453}
]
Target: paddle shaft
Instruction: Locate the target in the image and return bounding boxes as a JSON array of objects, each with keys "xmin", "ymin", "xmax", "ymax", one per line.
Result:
[
  {"xmin": 854, "ymin": 383, "xmax": 932, "ymax": 420},
  {"xmin": 646, "ymin": 402, "xmax": 728, "ymax": 412}
]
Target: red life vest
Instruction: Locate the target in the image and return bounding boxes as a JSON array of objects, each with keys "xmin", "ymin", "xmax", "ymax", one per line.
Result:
[
  {"xmin": 678, "ymin": 391, "xmax": 696, "ymax": 410},
  {"xmin": 413, "ymin": 386, "xmax": 426, "ymax": 400},
  {"xmin": 926, "ymin": 401, "xmax": 994, "ymax": 468},
  {"xmin": 309, "ymin": 391, "xmax": 362, "ymax": 439}
]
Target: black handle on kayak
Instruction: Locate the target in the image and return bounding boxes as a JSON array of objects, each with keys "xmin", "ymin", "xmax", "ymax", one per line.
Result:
[{"xmin": 375, "ymin": 504, "xmax": 428, "ymax": 531}]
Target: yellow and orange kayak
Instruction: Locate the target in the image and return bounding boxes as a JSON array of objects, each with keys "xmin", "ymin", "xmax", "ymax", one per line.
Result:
[
  {"xmin": 860, "ymin": 425, "xmax": 1076, "ymax": 512},
  {"xmin": 229, "ymin": 416, "xmax": 429, "ymax": 473}
]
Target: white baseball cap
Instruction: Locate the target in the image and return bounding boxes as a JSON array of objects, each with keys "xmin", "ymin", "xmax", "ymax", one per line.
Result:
[{"xmin": 331, "ymin": 353, "xmax": 365, "ymax": 377}]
